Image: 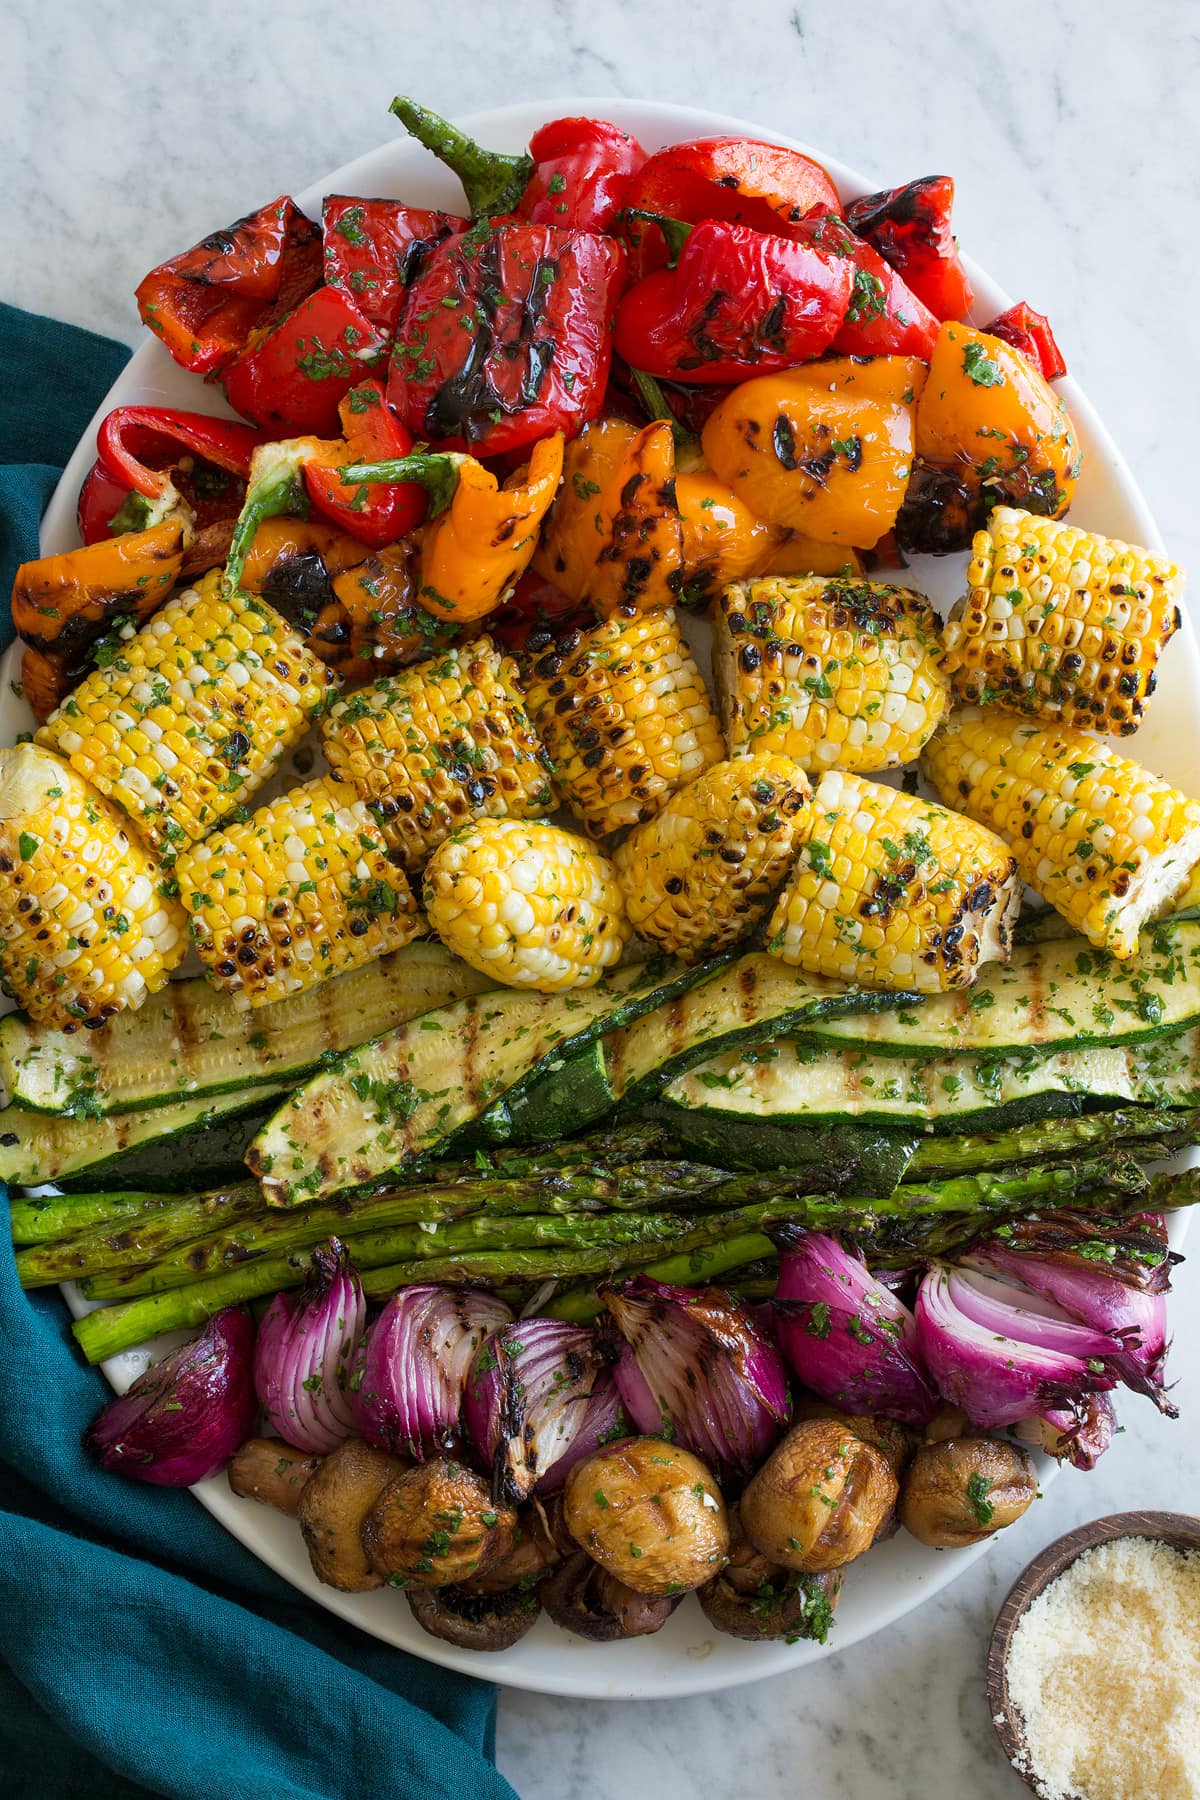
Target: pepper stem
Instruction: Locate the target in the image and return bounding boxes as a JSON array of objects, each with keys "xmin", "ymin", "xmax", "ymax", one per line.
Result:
[
  {"xmin": 628, "ymin": 369, "xmax": 700, "ymax": 457},
  {"xmin": 337, "ymin": 452, "xmax": 466, "ymax": 520},
  {"xmin": 618, "ymin": 207, "xmax": 694, "ymax": 267},
  {"xmin": 390, "ymin": 95, "xmax": 535, "ymax": 218},
  {"xmin": 223, "ymin": 447, "xmax": 310, "ymax": 595}
]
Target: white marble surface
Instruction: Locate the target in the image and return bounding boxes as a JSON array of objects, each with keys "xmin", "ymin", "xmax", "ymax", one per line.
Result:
[{"xmin": 3, "ymin": 1, "xmax": 1199, "ymax": 1794}]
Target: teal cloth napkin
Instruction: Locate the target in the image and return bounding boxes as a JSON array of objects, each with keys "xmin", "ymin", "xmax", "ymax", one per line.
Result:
[{"xmin": 0, "ymin": 300, "xmax": 517, "ymax": 1800}]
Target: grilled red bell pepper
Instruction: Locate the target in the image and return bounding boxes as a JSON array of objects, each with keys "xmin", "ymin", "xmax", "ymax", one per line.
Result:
[
  {"xmin": 389, "ymin": 219, "xmax": 626, "ymax": 455},
  {"xmin": 619, "ymin": 136, "xmax": 842, "ymax": 277},
  {"xmin": 844, "ymin": 176, "xmax": 974, "ymax": 323},
  {"xmin": 613, "ymin": 217, "xmax": 852, "ymax": 385},
  {"xmin": 799, "ymin": 211, "xmax": 939, "ymax": 360},
  {"xmin": 220, "ymin": 285, "xmax": 390, "ymax": 436},
  {"xmin": 303, "ymin": 380, "xmax": 428, "ymax": 548},
  {"xmin": 389, "ymin": 95, "xmax": 646, "ymax": 232},
  {"xmin": 982, "ymin": 301, "xmax": 1067, "ymax": 382},
  {"xmin": 135, "ymin": 196, "xmax": 322, "ymax": 374},
  {"xmin": 322, "ymin": 195, "xmax": 466, "ymax": 334},
  {"xmin": 77, "ymin": 407, "xmax": 268, "ymax": 543},
  {"xmin": 517, "ymin": 118, "xmax": 645, "ymax": 232}
]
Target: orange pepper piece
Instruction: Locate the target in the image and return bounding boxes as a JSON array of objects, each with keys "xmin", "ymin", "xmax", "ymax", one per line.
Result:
[
  {"xmin": 701, "ymin": 356, "xmax": 928, "ymax": 548},
  {"xmin": 533, "ymin": 418, "xmax": 683, "ymax": 615},
  {"xmin": 896, "ymin": 322, "xmax": 1080, "ymax": 553},
  {"xmin": 761, "ymin": 534, "xmax": 865, "ymax": 578},
  {"xmin": 674, "ymin": 468, "xmax": 784, "ymax": 604},
  {"xmin": 314, "ymin": 547, "xmax": 460, "ymax": 683},
  {"xmin": 11, "ymin": 522, "xmax": 184, "ymax": 654},
  {"xmin": 418, "ymin": 432, "xmax": 564, "ymax": 623}
]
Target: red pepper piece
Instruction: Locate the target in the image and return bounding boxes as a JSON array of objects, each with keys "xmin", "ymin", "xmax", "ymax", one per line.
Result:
[
  {"xmin": 487, "ymin": 572, "xmax": 590, "ymax": 657},
  {"xmin": 620, "ymin": 136, "xmax": 842, "ymax": 277},
  {"xmin": 520, "ymin": 118, "xmax": 647, "ymax": 233},
  {"xmin": 322, "ymin": 196, "xmax": 466, "ymax": 335},
  {"xmin": 982, "ymin": 301, "xmax": 1067, "ymax": 382},
  {"xmin": 844, "ymin": 176, "xmax": 974, "ymax": 323},
  {"xmin": 220, "ymin": 286, "xmax": 390, "ymax": 436},
  {"xmin": 389, "ymin": 95, "xmax": 645, "ymax": 233},
  {"xmin": 799, "ymin": 212, "xmax": 939, "ymax": 360},
  {"xmin": 303, "ymin": 380, "xmax": 428, "ymax": 548},
  {"xmin": 389, "ymin": 220, "xmax": 626, "ymax": 456},
  {"xmin": 135, "ymin": 197, "xmax": 322, "ymax": 374},
  {"xmin": 613, "ymin": 218, "xmax": 852, "ymax": 385},
  {"xmin": 77, "ymin": 407, "xmax": 268, "ymax": 542}
]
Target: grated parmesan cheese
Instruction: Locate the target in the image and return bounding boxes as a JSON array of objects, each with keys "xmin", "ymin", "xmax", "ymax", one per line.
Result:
[{"xmin": 1005, "ymin": 1535, "xmax": 1200, "ymax": 1800}]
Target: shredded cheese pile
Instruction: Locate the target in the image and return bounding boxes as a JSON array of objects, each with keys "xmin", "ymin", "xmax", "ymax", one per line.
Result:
[{"xmin": 1005, "ymin": 1536, "xmax": 1200, "ymax": 1800}]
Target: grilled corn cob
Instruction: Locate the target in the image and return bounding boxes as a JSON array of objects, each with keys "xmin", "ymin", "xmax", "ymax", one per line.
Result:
[
  {"xmin": 921, "ymin": 707, "xmax": 1200, "ymax": 957},
  {"xmin": 942, "ymin": 507, "xmax": 1184, "ymax": 734},
  {"xmin": 321, "ymin": 638, "xmax": 554, "ymax": 868},
  {"xmin": 36, "ymin": 571, "xmax": 334, "ymax": 861},
  {"xmin": 612, "ymin": 756, "xmax": 811, "ymax": 960},
  {"xmin": 714, "ymin": 576, "xmax": 949, "ymax": 772},
  {"xmin": 423, "ymin": 819, "xmax": 628, "ymax": 992},
  {"xmin": 520, "ymin": 608, "xmax": 724, "ymax": 838},
  {"xmin": 0, "ymin": 744, "xmax": 186, "ymax": 1029},
  {"xmin": 176, "ymin": 777, "xmax": 423, "ymax": 1009},
  {"xmin": 767, "ymin": 770, "xmax": 1020, "ymax": 992}
]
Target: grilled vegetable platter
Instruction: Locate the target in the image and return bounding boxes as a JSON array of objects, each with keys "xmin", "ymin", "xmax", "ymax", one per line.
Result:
[{"xmin": 5, "ymin": 96, "xmax": 1198, "ymax": 1694}]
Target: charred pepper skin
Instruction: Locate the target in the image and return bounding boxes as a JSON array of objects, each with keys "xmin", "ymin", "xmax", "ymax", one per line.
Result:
[
  {"xmin": 322, "ymin": 195, "xmax": 466, "ymax": 334},
  {"xmin": 389, "ymin": 220, "xmax": 626, "ymax": 456},
  {"xmin": 613, "ymin": 218, "xmax": 853, "ymax": 385},
  {"xmin": 982, "ymin": 301, "xmax": 1067, "ymax": 381},
  {"xmin": 844, "ymin": 175, "xmax": 974, "ymax": 323},
  {"xmin": 136, "ymin": 195, "xmax": 322, "ymax": 375}
]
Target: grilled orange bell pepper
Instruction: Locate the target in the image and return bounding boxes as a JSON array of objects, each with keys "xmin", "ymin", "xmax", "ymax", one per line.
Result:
[
  {"xmin": 532, "ymin": 418, "xmax": 683, "ymax": 615},
  {"xmin": 674, "ymin": 468, "xmax": 783, "ymax": 603},
  {"xmin": 701, "ymin": 357, "xmax": 927, "ymax": 548},
  {"xmin": 417, "ymin": 432, "xmax": 565, "ymax": 622},
  {"xmin": 11, "ymin": 523, "xmax": 184, "ymax": 655},
  {"xmin": 316, "ymin": 547, "xmax": 461, "ymax": 682},
  {"xmin": 237, "ymin": 516, "xmax": 368, "ymax": 594},
  {"xmin": 896, "ymin": 321, "xmax": 1080, "ymax": 553},
  {"xmin": 760, "ymin": 534, "xmax": 865, "ymax": 578}
]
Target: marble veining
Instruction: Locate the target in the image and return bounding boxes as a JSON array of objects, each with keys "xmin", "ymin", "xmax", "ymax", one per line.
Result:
[{"xmin": 2, "ymin": 2, "xmax": 1197, "ymax": 1794}]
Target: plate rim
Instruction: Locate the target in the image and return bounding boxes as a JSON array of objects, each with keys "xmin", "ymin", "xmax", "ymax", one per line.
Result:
[{"xmin": 28, "ymin": 92, "xmax": 1194, "ymax": 1699}]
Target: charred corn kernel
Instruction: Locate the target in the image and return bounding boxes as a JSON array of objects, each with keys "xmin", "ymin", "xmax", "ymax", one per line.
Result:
[
  {"xmin": 942, "ymin": 507, "xmax": 1184, "ymax": 735},
  {"xmin": 423, "ymin": 819, "xmax": 628, "ymax": 992},
  {"xmin": 613, "ymin": 756, "xmax": 811, "ymax": 960},
  {"xmin": 321, "ymin": 638, "xmax": 554, "ymax": 868},
  {"xmin": 37, "ymin": 571, "xmax": 335, "ymax": 861},
  {"xmin": 715, "ymin": 576, "xmax": 949, "ymax": 773},
  {"xmin": 0, "ymin": 744, "xmax": 186, "ymax": 1030},
  {"xmin": 921, "ymin": 707, "xmax": 1200, "ymax": 958},
  {"xmin": 177, "ymin": 777, "xmax": 423, "ymax": 1009},
  {"xmin": 768, "ymin": 770, "xmax": 1020, "ymax": 993},
  {"xmin": 520, "ymin": 608, "xmax": 724, "ymax": 838}
]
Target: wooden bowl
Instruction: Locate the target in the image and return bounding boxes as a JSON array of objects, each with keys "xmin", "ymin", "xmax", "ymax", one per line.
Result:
[{"xmin": 987, "ymin": 1510, "xmax": 1200, "ymax": 1798}]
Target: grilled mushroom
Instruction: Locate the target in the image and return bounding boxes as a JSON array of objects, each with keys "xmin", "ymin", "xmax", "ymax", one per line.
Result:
[{"xmin": 541, "ymin": 1552, "xmax": 681, "ymax": 1641}]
